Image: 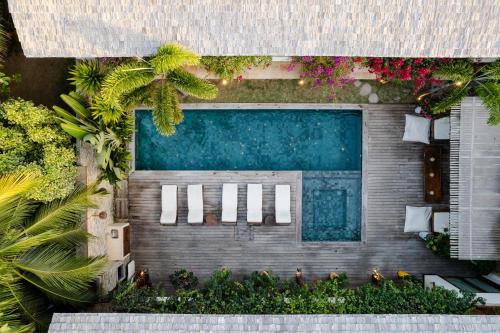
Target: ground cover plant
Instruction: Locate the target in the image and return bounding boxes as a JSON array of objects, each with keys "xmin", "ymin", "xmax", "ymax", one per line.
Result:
[
  {"xmin": 0, "ymin": 172, "xmax": 107, "ymax": 332},
  {"xmin": 110, "ymin": 268, "xmax": 483, "ymax": 315}
]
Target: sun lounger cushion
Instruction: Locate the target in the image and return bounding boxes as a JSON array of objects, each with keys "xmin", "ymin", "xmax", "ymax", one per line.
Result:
[
  {"xmin": 188, "ymin": 184, "xmax": 203, "ymax": 224},
  {"xmin": 222, "ymin": 184, "xmax": 238, "ymax": 223},
  {"xmin": 404, "ymin": 205, "xmax": 432, "ymax": 232},
  {"xmin": 403, "ymin": 114, "xmax": 431, "ymax": 144},
  {"xmin": 275, "ymin": 185, "xmax": 291, "ymax": 224},
  {"xmin": 160, "ymin": 185, "xmax": 177, "ymax": 224},
  {"xmin": 247, "ymin": 184, "xmax": 262, "ymax": 223}
]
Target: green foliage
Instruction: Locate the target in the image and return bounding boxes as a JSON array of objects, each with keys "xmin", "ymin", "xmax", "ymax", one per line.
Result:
[
  {"xmin": 425, "ymin": 233, "xmax": 450, "ymax": 257},
  {"xmin": 110, "ymin": 269, "xmax": 482, "ymax": 315},
  {"xmin": 200, "ymin": 56, "xmax": 272, "ymax": 80},
  {"xmin": 54, "ymin": 93, "xmax": 132, "ymax": 185},
  {"xmin": 89, "ymin": 43, "xmax": 217, "ymax": 135},
  {"xmin": 68, "ymin": 60, "xmax": 105, "ymax": 97},
  {"xmin": 430, "ymin": 85, "xmax": 470, "ymax": 114},
  {"xmin": 0, "ymin": 99, "xmax": 77, "ymax": 201},
  {"xmin": 433, "ymin": 60, "xmax": 474, "ymax": 82},
  {"xmin": 351, "ymin": 279, "xmax": 482, "ymax": 314},
  {"xmin": 169, "ymin": 269, "xmax": 198, "ymax": 291},
  {"xmin": 428, "ymin": 60, "xmax": 500, "ymax": 122},
  {"xmin": 0, "ymin": 171, "xmax": 107, "ymax": 331}
]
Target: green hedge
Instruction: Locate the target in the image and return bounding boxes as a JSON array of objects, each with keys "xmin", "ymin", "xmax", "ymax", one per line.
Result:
[{"xmin": 110, "ymin": 268, "xmax": 483, "ymax": 315}]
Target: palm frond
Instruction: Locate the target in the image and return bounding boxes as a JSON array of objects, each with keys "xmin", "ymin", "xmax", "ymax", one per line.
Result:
[
  {"xmin": 68, "ymin": 60, "xmax": 105, "ymax": 97},
  {"xmin": 168, "ymin": 68, "xmax": 218, "ymax": 99},
  {"xmin": 0, "ymin": 172, "xmax": 37, "ymax": 212},
  {"xmin": 100, "ymin": 61, "xmax": 155, "ymax": 107},
  {"xmin": 60, "ymin": 122, "xmax": 92, "ymax": 140},
  {"xmin": 0, "ymin": 198, "xmax": 36, "ymax": 232},
  {"xmin": 91, "ymin": 97, "xmax": 125, "ymax": 124},
  {"xmin": 430, "ymin": 86, "xmax": 471, "ymax": 114},
  {"xmin": 14, "ymin": 246, "xmax": 106, "ymax": 294},
  {"xmin": 151, "ymin": 84, "xmax": 179, "ymax": 136},
  {"xmin": 0, "ymin": 22, "xmax": 10, "ymax": 64},
  {"xmin": 476, "ymin": 81, "xmax": 500, "ymax": 125},
  {"xmin": 481, "ymin": 60, "xmax": 500, "ymax": 81},
  {"xmin": 150, "ymin": 43, "xmax": 200, "ymax": 74},
  {"xmin": 119, "ymin": 84, "xmax": 153, "ymax": 108},
  {"xmin": 433, "ymin": 60, "xmax": 474, "ymax": 82},
  {"xmin": 23, "ymin": 184, "xmax": 105, "ymax": 236}
]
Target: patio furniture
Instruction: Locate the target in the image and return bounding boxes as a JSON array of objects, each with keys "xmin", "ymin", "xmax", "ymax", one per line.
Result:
[
  {"xmin": 221, "ymin": 183, "xmax": 238, "ymax": 224},
  {"xmin": 433, "ymin": 116, "xmax": 450, "ymax": 140},
  {"xmin": 247, "ymin": 184, "xmax": 262, "ymax": 224},
  {"xmin": 424, "ymin": 146, "xmax": 442, "ymax": 203},
  {"xmin": 275, "ymin": 184, "xmax": 291, "ymax": 224},
  {"xmin": 403, "ymin": 114, "xmax": 431, "ymax": 144},
  {"xmin": 404, "ymin": 205, "xmax": 432, "ymax": 232},
  {"xmin": 187, "ymin": 184, "xmax": 204, "ymax": 224},
  {"xmin": 160, "ymin": 185, "xmax": 177, "ymax": 224},
  {"xmin": 432, "ymin": 211, "xmax": 450, "ymax": 233}
]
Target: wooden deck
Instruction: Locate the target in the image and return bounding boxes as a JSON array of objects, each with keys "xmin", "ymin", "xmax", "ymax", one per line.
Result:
[{"xmin": 128, "ymin": 104, "xmax": 473, "ymax": 286}]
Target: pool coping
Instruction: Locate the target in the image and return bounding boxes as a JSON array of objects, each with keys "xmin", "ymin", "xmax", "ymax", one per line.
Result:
[{"xmin": 131, "ymin": 103, "xmax": 369, "ymax": 248}]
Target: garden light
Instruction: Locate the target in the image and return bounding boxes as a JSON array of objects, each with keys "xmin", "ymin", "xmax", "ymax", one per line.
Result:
[
  {"xmin": 298, "ymin": 79, "xmax": 305, "ymax": 86},
  {"xmin": 221, "ymin": 79, "xmax": 228, "ymax": 85},
  {"xmin": 454, "ymin": 80, "xmax": 464, "ymax": 87}
]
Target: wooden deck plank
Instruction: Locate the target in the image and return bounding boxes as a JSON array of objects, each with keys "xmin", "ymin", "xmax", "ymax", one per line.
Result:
[{"xmin": 128, "ymin": 105, "xmax": 473, "ymax": 286}]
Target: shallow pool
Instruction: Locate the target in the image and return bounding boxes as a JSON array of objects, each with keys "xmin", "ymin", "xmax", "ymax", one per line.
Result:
[{"xmin": 135, "ymin": 109, "xmax": 362, "ymax": 241}]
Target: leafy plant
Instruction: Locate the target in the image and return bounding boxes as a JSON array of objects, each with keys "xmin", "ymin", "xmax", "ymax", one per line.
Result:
[
  {"xmin": 94, "ymin": 43, "xmax": 218, "ymax": 135},
  {"xmin": 110, "ymin": 268, "xmax": 482, "ymax": 315},
  {"xmin": 291, "ymin": 56, "xmax": 355, "ymax": 99},
  {"xmin": 425, "ymin": 233, "xmax": 450, "ymax": 257},
  {"xmin": 68, "ymin": 60, "xmax": 105, "ymax": 97},
  {"xmin": 169, "ymin": 269, "xmax": 198, "ymax": 291},
  {"xmin": 53, "ymin": 92, "xmax": 132, "ymax": 184},
  {"xmin": 200, "ymin": 56, "xmax": 272, "ymax": 80},
  {"xmin": 426, "ymin": 60, "xmax": 500, "ymax": 123},
  {"xmin": 0, "ymin": 98, "xmax": 78, "ymax": 201},
  {"xmin": 0, "ymin": 171, "xmax": 107, "ymax": 331}
]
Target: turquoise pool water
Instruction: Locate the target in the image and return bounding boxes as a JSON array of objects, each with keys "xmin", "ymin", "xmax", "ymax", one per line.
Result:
[{"xmin": 135, "ymin": 109, "xmax": 362, "ymax": 241}]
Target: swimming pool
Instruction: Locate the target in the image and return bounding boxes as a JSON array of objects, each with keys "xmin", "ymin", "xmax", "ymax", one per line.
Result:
[{"xmin": 135, "ymin": 108, "xmax": 362, "ymax": 241}]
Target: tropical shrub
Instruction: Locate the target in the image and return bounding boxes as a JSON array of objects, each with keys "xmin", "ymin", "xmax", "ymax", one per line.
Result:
[
  {"xmin": 290, "ymin": 56, "xmax": 355, "ymax": 98},
  {"xmin": 364, "ymin": 57, "xmax": 447, "ymax": 93},
  {"xmin": 110, "ymin": 268, "xmax": 482, "ymax": 315},
  {"xmin": 81, "ymin": 43, "xmax": 218, "ymax": 136},
  {"xmin": 425, "ymin": 233, "xmax": 450, "ymax": 257},
  {"xmin": 426, "ymin": 59, "xmax": 500, "ymax": 123},
  {"xmin": 54, "ymin": 92, "xmax": 132, "ymax": 184},
  {"xmin": 0, "ymin": 172, "xmax": 107, "ymax": 331},
  {"xmin": 200, "ymin": 56, "xmax": 272, "ymax": 80},
  {"xmin": 0, "ymin": 99, "xmax": 77, "ymax": 201},
  {"xmin": 169, "ymin": 269, "xmax": 198, "ymax": 290}
]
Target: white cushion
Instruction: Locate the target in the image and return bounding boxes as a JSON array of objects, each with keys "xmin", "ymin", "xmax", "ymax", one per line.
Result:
[
  {"xmin": 187, "ymin": 184, "xmax": 203, "ymax": 224},
  {"xmin": 433, "ymin": 212, "xmax": 450, "ymax": 233},
  {"xmin": 160, "ymin": 185, "xmax": 177, "ymax": 224},
  {"xmin": 222, "ymin": 183, "xmax": 238, "ymax": 223},
  {"xmin": 403, "ymin": 114, "xmax": 431, "ymax": 144},
  {"xmin": 247, "ymin": 184, "xmax": 262, "ymax": 223},
  {"xmin": 434, "ymin": 117, "xmax": 450, "ymax": 140},
  {"xmin": 404, "ymin": 206, "xmax": 432, "ymax": 232},
  {"xmin": 275, "ymin": 185, "xmax": 291, "ymax": 224}
]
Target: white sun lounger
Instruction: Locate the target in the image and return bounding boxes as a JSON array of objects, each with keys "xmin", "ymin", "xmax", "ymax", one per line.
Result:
[
  {"xmin": 222, "ymin": 184, "xmax": 238, "ymax": 224},
  {"xmin": 160, "ymin": 185, "xmax": 177, "ymax": 225},
  {"xmin": 247, "ymin": 184, "xmax": 262, "ymax": 224},
  {"xmin": 275, "ymin": 185, "xmax": 291, "ymax": 224},
  {"xmin": 187, "ymin": 184, "xmax": 204, "ymax": 224}
]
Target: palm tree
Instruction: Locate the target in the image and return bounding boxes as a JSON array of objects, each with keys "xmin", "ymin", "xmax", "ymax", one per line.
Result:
[
  {"xmin": 0, "ymin": 172, "xmax": 107, "ymax": 331},
  {"xmin": 427, "ymin": 59, "xmax": 500, "ymax": 124},
  {"xmin": 77, "ymin": 44, "xmax": 218, "ymax": 135}
]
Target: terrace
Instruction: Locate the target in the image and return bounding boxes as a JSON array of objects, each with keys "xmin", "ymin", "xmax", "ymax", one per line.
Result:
[{"xmin": 122, "ymin": 103, "xmax": 474, "ymax": 285}]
